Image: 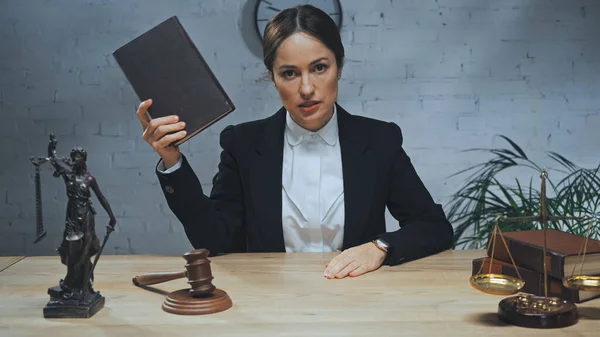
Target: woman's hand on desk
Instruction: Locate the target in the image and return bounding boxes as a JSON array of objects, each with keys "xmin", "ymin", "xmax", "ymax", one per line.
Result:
[
  {"xmin": 323, "ymin": 242, "xmax": 386, "ymax": 279},
  {"xmin": 136, "ymin": 99, "xmax": 186, "ymax": 169}
]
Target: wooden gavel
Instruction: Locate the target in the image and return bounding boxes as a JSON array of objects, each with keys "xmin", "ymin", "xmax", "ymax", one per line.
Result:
[{"xmin": 132, "ymin": 248, "xmax": 215, "ymax": 297}]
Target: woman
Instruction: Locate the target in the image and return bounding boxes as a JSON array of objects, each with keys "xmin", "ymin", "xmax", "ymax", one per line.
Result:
[{"xmin": 136, "ymin": 5, "xmax": 453, "ymax": 279}]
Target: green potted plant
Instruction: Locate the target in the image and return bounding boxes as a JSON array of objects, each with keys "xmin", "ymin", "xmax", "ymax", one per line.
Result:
[{"xmin": 446, "ymin": 135, "xmax": 600, "ymax": 249}]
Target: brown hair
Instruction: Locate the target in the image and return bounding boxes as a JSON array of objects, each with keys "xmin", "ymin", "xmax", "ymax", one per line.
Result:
[{"xmin": 262, "ymin": 5, "xmax": 344, "ymax": 79}]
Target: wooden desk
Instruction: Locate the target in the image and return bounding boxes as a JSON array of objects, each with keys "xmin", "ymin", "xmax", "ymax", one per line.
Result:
[
  {"xmin": 1, "ymin": 250, "xmax": 599, "ymax": 336},
  {"xmin": 0, "ymin": 256, "xmax": 24, "ymax": 273}
]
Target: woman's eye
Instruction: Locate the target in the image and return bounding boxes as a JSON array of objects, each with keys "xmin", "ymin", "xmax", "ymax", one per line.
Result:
[
  {"xmin": 283, "ymin": 70, "xmax": 295, "ymax": 78},
  {"xmin": 314, "ymin": 64, "xmax": 327, "ymax": 72}
]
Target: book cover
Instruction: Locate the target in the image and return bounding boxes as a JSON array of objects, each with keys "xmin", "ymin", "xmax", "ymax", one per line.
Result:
[{"xmin": 112, "ymin": 16, "xmax": 235, "ymax": 146}]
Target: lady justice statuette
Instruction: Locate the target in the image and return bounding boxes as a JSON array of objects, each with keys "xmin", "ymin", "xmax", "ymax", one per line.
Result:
[{"xmin": 30, "ymin": 133, "xmax": 117, "ymax": 318}]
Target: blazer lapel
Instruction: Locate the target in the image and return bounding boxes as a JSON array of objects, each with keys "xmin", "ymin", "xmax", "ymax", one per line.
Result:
[
  {"xmin": 337, "ymin": 104, "xmax": 378, "ymax": 249},
  {"xmin": 251, "ymin": 107, "xmax": 286, "ymax": 252}
]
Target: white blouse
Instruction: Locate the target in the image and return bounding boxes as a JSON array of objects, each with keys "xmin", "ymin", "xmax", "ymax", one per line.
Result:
[{"xmin": 281, "ymin": 106, "xmax": 345, "ymax": 252}]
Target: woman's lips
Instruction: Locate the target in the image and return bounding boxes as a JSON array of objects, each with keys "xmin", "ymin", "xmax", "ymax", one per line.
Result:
[{"xmin": 298, "ymin": 101, "xmax": 320, "ymax": 114}]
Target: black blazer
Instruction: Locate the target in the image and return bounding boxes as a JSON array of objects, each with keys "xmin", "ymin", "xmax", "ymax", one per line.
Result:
[{"xmin": 156, "ymin": 104, "xmax": 454, "ymax": 266}]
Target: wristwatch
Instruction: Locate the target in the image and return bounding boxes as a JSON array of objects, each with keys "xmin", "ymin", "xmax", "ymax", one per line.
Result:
[{"xmin": 371, "ymin": 238, "xmax": 390, "ymax": 254}]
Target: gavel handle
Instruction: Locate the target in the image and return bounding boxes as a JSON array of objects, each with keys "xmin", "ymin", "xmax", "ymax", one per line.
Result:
[{"xmin": 132, "ymin": 271, "xmax": 186, "ymax": 286}]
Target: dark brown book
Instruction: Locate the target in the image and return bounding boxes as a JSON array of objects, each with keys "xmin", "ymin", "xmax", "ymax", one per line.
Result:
[
  {"xmin": 113, "ymin": 16, "xmax": 235, "ymax": 146},
  {"xmin": 486, "ymin": 229, "xmax": 600, "ymax": 279},
  {"xmin": 472, "ymin": 257, "xmax": 600, "ymax": 303}
]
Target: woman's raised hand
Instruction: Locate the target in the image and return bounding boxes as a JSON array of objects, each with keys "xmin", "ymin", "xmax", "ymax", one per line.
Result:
[{"xmin": 136, "ymin": 99, "xmax": 186, "ymax": 169}]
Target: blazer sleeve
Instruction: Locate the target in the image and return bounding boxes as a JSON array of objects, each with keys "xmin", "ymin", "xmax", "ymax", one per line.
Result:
[
  {"xmin": 156, "ymin": 125, "xmax": 245, "ymax": 255},
  {"xmin": 378, "ymin": 122, "xmax": 454, "ymax": 265}
]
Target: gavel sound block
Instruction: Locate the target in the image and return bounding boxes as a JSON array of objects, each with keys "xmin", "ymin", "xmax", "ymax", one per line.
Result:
[{"xmin": 132, "ymin": 248, "xmax": 232, "ymax": 315}]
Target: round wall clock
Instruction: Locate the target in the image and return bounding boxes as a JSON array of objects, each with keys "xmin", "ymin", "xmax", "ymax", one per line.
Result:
[{"xmin": 254, "ymin": 0, "xmax": 343, "ymax": 41}]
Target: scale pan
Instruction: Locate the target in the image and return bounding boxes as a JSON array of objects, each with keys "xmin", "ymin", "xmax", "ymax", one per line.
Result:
[
  {"xmin": 563, "ymin": 275, "xmax": 600, "ymax": 292},
  {"xmin": 470, "ymin": 273, "xmax": 524, "ymax": 295}
]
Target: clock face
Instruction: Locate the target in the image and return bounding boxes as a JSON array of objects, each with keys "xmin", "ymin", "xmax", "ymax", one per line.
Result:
[{"xmin": 254, "ymin": 0, "xmax": 342, "ymax": 40}]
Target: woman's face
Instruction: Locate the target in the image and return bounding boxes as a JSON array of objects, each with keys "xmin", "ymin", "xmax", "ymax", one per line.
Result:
[{"xmin": 272, "ymin": 32, "xmax": 340, "ymax": 132}]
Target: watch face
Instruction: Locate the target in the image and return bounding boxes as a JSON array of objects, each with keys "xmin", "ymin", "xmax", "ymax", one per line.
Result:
[
  {"xmin": 255, "ymin": 0, "xmax": 342, "ymax": 40},
  {"xmin": 377, "ymin": 239, "xmax": 389, "ymax": 249}
]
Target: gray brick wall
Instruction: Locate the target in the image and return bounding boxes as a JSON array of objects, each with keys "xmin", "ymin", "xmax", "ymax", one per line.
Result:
[{"xmin": 1, "ymin": 0, "xmax": 599, "ymax": 256}]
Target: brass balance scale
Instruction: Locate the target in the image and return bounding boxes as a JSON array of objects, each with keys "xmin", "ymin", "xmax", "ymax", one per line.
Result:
[{"xmin": 469, "ymin": 170, "xmax": 600, "ymax": 328}]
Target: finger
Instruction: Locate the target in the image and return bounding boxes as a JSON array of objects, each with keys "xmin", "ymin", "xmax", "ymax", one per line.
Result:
[
  {"xmin": 153, "ymin": 122, "xmax": 186, "ymax": 140},
  {"xmin": 143, "ymin": 115, "xmax": 179, "ymax": 141},
  {"xmin": 154, "ymin": 130, "xmax": 187, "ymax": 149},
  {"xmin": 349, "ymin": 265, "xmax": 368, "ymax": 277},
  {"xmin": 325, "ymin": 256, "xmax": 351, "ymax": 279},
  {"xmin": 324, "ymin": 255, "xmax": 340, "ymax": 277},
  {"xmin": 136, "ymin": 99, "xmax": 153, "ymax": 129},
  {"xmin": 335, "ymin": 261, "xmax": 359, "ymax": 279}
]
